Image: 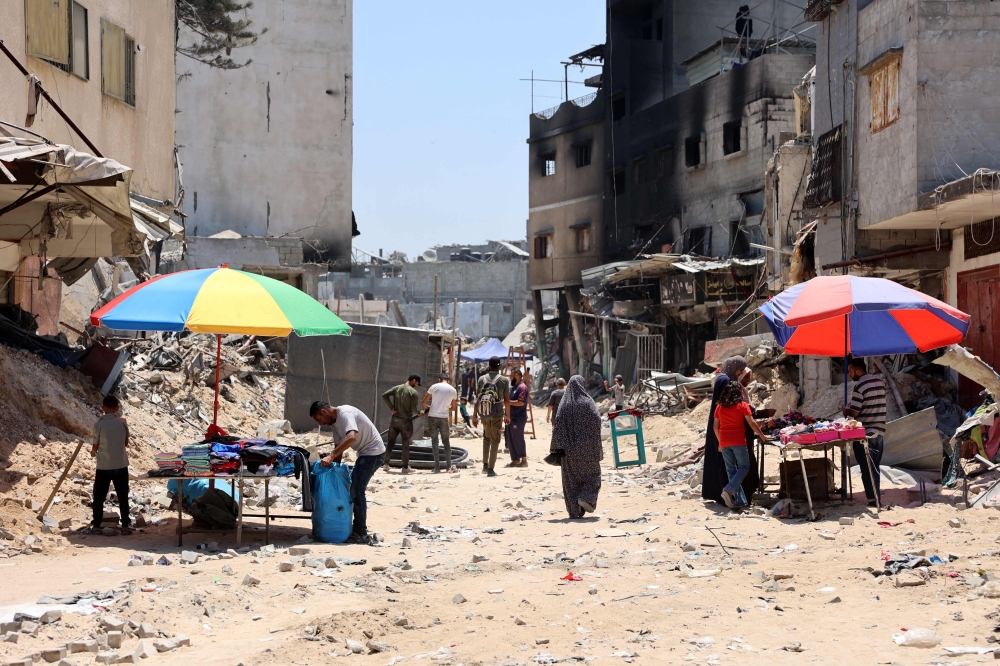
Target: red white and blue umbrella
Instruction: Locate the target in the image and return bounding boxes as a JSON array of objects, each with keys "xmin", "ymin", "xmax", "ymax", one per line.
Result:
[{"xmin": 758, "ymin": 275, "xmax": 970, "ymax": 357}]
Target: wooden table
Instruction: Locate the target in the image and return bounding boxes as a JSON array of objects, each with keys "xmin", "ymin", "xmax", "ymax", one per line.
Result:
[{"xmin": 759, "ymin": 437, "xmax": 867, "ymax": 520}]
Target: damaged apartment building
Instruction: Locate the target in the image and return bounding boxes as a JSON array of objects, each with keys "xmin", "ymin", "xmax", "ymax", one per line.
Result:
[
  {"xmin": 764, "ymin": 0, "xmax": 1000, "ymax": 407},
  {"xmin": 316, "ymin": 240, "xmax": 534, "ymax": 340},
  {"xmin": 0, "ymin": 0, "xmax": 181, "ymax": 338},
  {"xmin": 173, "ymin": 0, "xmax": 354, "ymax": 292},
  {"xmin": 528, "ymin": 0, "xmax": 815, "ymax": 379}
]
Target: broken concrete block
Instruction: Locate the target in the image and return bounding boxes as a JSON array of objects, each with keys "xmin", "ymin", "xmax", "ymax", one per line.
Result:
[
  {"xmin": 95, "ymin": 652, "xmax": 119, "ymax": 664},
  {"xmin": 101, "ymin": 616, "xmax": 126, "ymax": 632},
  {"xmin": 452, "ymin": 594, "xmax": 467, "ymax": 604},
  {"xmin": 141, "ymin": 554, "xmax": 155, "ymax": 566},
  {"xmin": 136, "ymin": 623, "xmax": 156, "ymax": 639},
  {"xmin": 152, "ymin": 635, "xmax": 189, "ymax": 652},
  {"xmin": 345, "ymin": 639, "xmax": 365, "ymax": 654},
  {"xmin": 1, "ymin": 631, "xmax": 17, "ymax": 643},
  {"xmin": 279, "ymin": 561, "xmax": 294, "ymax": 572},
  {"xmin": 39, "ymin": 610, "xmax": 61, "ymax": 624},
  {"xmin": 839, "ymin": 517, "xmax": 854, "ymax": 526},
  {"xmin": 179, "ymin": 551, "xmax": 199, "ymax": 565},
  {"xmin": 772, "ymin": 572, "xmax": 794, "ymax": 580},
  {"xmin": 106, "ymin": 632, "xmax": 123, "ymax": 648},
  {"xmin": 20, "ymin": 621, "xmax": 38, "ymax": 635},
  {"xmin": 514, "ymin": 617, "xmax": 527, "ymax": 626},
  {"xmin": 536, "ymin": 638, "xmax": 549, "ymax": 645},
  {"xmin": 40, "ymin": 647, "xmax": 67, "ymax": 663},
  {"xmin": 324, "ymin": 557, "xmax": 341, "ymax": 569},
  {"xmin": 393, "ymin": 617, "xmax": 408, "ymax": 627},
  {"xmin": 68, "ymin": 640, "xmax": 98, "ymax": 653},
  {"xmin": 242, "ymin": 573, "xmax": 261, "ymax": 586},
  {"xmin": 472, "ymin": 553, "xmax": 488, "ymax": 563},
  {"xmin": 221, "ymin": 564, "xmax": 234, "ymax": 576},
  {"xmin": 136, "ymin": 641, "xmax": 157, "ymax": 660},
  {"xmin": 288, "ymin": 546, "xmax": 310, "ymax": 556},
  {"xmin": 303, "ymin": 558, "xmax": 324, "ymax": 569},
  {"xmin": 949, "ymin": 518, "xmax": 964, "ymax": 528}
]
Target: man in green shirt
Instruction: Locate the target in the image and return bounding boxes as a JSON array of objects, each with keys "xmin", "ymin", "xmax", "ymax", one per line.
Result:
[
  {"xmin": 471, "ymin": 356, "xmax": 510, "ymax": 477},
  {"xmin": 382, "ymin": 374, "xmax": 422, "ymax": 474}
]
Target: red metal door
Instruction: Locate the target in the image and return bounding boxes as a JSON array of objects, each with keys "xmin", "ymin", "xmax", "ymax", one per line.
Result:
[{"xmin": 957, "ymin": 267, "xmax": 1000, "ymax": 409}]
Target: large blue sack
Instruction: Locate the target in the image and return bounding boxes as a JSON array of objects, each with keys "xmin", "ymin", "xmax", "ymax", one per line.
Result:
[{"xmin": 310, "ymin": 460, "xmax": 353, "ymax": 543}]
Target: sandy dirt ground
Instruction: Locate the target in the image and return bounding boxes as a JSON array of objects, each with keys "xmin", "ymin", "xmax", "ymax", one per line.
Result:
[{"xmin": 1, "ymin": 416, "xmax": 998, "ymax": 666}]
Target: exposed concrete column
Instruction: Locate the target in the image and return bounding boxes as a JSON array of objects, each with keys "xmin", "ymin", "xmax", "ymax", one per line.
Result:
[
  {"xmin": 532, "ymin": 289, "xmax": 549, "ymax": 388},
  {"xmin": 564, "ymin": 286, "xmax": 589, "ymax": 377}
]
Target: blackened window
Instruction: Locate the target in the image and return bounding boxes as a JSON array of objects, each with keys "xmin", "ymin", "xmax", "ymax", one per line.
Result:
[
  {"xmin": 542, "ymin": 153, "xmax": 556, "ymax": 177},
  {"xmin": 655, "ymin": 18, "xmax": 663, "ymax": 41},
  {"xmin": 723, "ymin": 120, "xmax": 743, "ymax": 155},
  {"xmin": 575, "ymin": 143, "xmax": 591, "ymax": 168},
  {"xmin": 612, "ymin": 95, "xmax": 626, "ymax": 122},
  {"xmin": 730, "ymin": 220, "xmax": 750, "ymax": 256},
  {"xmin": 965, "ymin": 219, "xmax": 1000, "ymax": 260},
  {"xmin": 685, "ymin": 135, "xmax": 702, "ymax": 167},
  {"xmin": 612, "ymin": 169, "xmax": 627, "ymax": 197},
  {"xmin": 687, "ymin": 226, "xmax": 712, "ymax": 255},
  {"xmin": 534, "ymin": 235, "xmax": 552, "ymax": 259}
]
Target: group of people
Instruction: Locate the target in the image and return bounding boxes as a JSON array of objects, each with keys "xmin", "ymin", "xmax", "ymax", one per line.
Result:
[
  {"xmin": 703, "ymin": 354, "xmax": 886, "ymax": 512},
  {"xmin": 82, "ymin": 346, "xmax": 888, "ymax": 548}
]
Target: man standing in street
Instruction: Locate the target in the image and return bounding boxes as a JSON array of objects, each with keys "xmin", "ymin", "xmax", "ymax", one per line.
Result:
[
  {"xmin": 310, "ymin": 402, "xmax": 386, "ymax": 545},
  {"xmin": 423, "ymin": 373, "xmax": 458, "ymax": 473},
  {"xmin": 382, "ymin": 374, "xmax": 422, "ymax": 474},
  {"xmin": 604, "ymin": 375, "xmax": 626, "ymax": 411},
  {"xmin": 547, "ymin": 378, "xmax": 567, "ymax": 423},
  {"xmin": 843, "ymin": 357, "xmax": 887, "ymax": 507},
  {"xmin": 471, "ymin": 356, "xmax": 510, "ymax": 477},
  {"xmin": 89, "ymin": 395, "xmax": 132, "ymax": 535}
]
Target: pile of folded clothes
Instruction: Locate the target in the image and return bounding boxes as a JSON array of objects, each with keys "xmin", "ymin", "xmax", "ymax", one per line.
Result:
[
  {"xmin": 210, "ymin": 442, "xmax": 242, "ymax": 475},
  {"xmin": 181, "ymin": 442, "xmax": 212, "ymax": 477},
  {"xmin": 153, "ymin": 451, "xmax": 184, "ymax": 476}
]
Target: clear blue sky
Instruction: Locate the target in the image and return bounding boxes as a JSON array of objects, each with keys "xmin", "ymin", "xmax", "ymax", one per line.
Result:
[{"xmin": 353, "ymin": 1, "xmax": 606, "ymax": 260}]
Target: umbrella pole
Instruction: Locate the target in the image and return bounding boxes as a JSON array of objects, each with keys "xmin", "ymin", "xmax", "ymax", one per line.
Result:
[
  {"xmin": 843, "ymin": 316, "xmax": 849, "ymax": 408},
  {"xmin": 214, "ymin": 334, "xmax": 221, "ymax": 426}
]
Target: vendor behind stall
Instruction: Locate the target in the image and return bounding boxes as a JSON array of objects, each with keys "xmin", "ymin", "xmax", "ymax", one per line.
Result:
[{"xmin": 843, "ymin": 357, "xmax": 887, "ymax": 507}]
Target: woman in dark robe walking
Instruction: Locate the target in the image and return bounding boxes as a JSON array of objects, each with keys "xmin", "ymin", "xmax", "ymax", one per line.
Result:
[
  {"xmin": 550, "ymin": 375, "xmax": 603, "ymax": 519},
  {"xmin": 701, "ymin": 356, "xmax": 769, "ymax": 505}
]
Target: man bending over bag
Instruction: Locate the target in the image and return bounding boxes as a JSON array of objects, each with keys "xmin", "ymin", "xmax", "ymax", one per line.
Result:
[{"xmin": 310, "ymin": 402, "xmax": 386, "ymax": 545}]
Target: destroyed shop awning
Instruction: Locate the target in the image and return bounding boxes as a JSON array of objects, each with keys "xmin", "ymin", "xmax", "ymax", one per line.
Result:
[
  {"xmin": 592, "ymin": 254, "xmax": 766, "ymax": 286},
  {"xmin": 864, "ymin": 170, "xmax": 1000, "ymax": 230},
  {"xmin": 0, "ymin": 135, "xmax": 170, "ymax": 270}
]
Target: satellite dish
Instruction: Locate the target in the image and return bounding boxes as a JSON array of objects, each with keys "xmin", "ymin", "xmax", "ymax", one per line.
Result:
[{"xmin": 422, "ymin": 249, "xmax": 438, "ymax": 262}]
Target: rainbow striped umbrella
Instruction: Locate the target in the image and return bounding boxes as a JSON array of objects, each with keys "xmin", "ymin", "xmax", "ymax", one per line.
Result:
[
  {"xmin": 91, "ymin": 267, "xmax": 351, "ymax": 337},
  {"xmin": 91, "ymin": 267, "xmax": 350, "ymax": 429}
]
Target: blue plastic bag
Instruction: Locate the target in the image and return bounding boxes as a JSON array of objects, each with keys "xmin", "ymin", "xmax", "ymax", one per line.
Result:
[
  {"xmin": 310, "ymin": 460, "xmax": 353, "ymax": 543},
  {"xmin": 167, "ymin": 478, "xmax": 239, "ymax": 506}
]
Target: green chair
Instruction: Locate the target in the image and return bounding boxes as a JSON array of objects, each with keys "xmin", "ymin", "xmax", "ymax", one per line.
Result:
[{"xmin": 610, "ymin": 409, "xmax": 646, "ymax": 468}]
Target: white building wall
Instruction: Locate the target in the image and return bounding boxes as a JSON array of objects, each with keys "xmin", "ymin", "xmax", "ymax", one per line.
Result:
[{"xmin": 175, "ymin": 0, "xmax": 352, "ymax": 268}]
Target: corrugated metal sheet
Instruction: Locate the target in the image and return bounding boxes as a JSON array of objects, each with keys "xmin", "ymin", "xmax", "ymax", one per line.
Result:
[
  {"xmin": 882, "ymin": 407, "xmax": 943, "ymax": 474},
  {"xmin": 870, "ymin": 58, "xmax": 900, "ymax": 134}
]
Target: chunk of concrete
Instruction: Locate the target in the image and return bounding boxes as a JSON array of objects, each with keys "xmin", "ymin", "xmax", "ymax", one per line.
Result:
[
  {"xmin": 40, "ymin": 647, "xmax": 67, "ymax": 663},
  {"xmin": 68, "ymin": 640, "xmax": 98, "ymax": 653},
  {"xmin": 106, "ymin": 631, "xmax": 123, "ymax": 648}
]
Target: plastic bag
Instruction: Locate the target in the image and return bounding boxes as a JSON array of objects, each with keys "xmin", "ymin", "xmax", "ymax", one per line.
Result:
[
  {"xmin": 310, "ymin": 460, "xmax": 353, "ymax": 543},
  {"xmin": 892, "ymin": 628, "xmax": 941, "ymax": 648}
]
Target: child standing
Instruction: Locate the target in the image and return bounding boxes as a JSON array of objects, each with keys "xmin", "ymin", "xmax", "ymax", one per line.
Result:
[
  {"xmin": 712, "ymin": 382, "xmax": 768, "ymax": 509},
  {"xmin": 90, "ymin": 395, "xmax": 132, "ymax": 535},
  {"xmin": 459, "ymin": 397, "xmax": 471, "ymax": 426}
]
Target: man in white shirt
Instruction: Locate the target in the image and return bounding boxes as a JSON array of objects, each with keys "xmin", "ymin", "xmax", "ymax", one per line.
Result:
[
  {"xmin": 423, "ymin": 373, "xmax": 458, "ymax": 473},
  {"xmin": 310, "ymin": 402, "xmax": 387, "ymax": 544}
]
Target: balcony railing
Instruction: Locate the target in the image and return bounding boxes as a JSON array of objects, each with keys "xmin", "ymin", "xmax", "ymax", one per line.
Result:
[{"xmin": 533, "ymin": 91, "xmax": 599, "ymax": 120}]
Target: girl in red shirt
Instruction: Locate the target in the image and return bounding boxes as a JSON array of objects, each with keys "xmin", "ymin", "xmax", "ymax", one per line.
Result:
[{"xmin": 712, "ymin": 381, "xmax": 768, "ymax": 509}]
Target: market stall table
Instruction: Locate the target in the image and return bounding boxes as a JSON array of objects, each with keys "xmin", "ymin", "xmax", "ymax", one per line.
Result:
[
  {"xmin": 758, "ymin": 435, "xmax": 875, "ymax": 519},
  {"xmin": 137, "ymin": 470, "xmax": 310, "ymax": 547}
]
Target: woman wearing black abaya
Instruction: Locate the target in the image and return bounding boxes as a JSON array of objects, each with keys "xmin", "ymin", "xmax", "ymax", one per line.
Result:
[
  {"xmin": 550, "ymin": 375, "xmax": 603, "ymax": 519},
  {"xmin": 701, "ymin": 356, "xmax": 771, "ymax": 505}
]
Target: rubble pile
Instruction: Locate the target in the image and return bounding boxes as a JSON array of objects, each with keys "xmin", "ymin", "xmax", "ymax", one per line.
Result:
[{"xmin": 0, "ymin": 332, "xmax": 299, "ymax": 542}]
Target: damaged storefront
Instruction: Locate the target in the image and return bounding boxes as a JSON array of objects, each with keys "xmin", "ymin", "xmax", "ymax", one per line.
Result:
[{"xmin": 578, "ymin": 254, "xmax": 768, "ymax": 383}]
